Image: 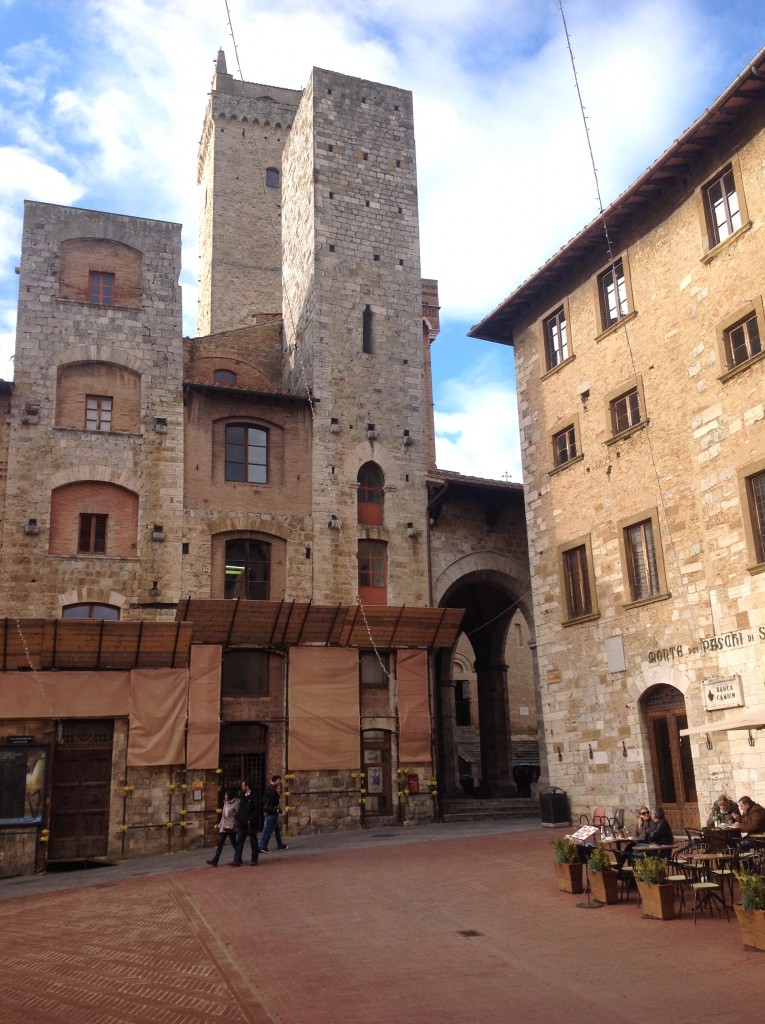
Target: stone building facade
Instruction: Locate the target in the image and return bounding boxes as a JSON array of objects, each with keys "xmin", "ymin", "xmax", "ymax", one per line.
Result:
[
  {"xmin": 0, "ymin": 55, "xmax": 536, "ymax": 876},
  {"xmin": 471, "ymin": 48, "xmax": 765, "ymax": 835}
]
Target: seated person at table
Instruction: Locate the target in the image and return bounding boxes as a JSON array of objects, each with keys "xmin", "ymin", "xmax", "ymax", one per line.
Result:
[
  {"xmin": 706, "ymin": 793, "xmax": 740, "ymax": 827},
  {"xmin": 736, "ymin": 796, "xmax": 765, "ymax": 834},
  {"xmin": 644, "ymin": 806, "xmax": 674, "ymax": 847},
  {"xmin": 634, "ymin": 805, "xmax": 652, "ymax": 840}
]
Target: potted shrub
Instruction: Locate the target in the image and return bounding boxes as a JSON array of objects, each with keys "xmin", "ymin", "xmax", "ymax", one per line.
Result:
[
  {"xmin": 734, "ymin": 872, "xmax": 765, "ymax": 951},
  {"xmin": 552, "ymin": 838, "xmax": 585, "ymax": 894},
  {"xmin": 587, "ymin": 846, "xmax": 619, "ymax": 904},
  {"xmin": 632, "ymin": 855, "xmax": 675, "ymax": 920}
]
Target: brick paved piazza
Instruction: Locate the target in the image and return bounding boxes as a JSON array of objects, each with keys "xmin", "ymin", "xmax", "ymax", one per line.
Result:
[{"xmin": 0, "ymin": 821, "xmax": 762, "ymax": 1023}]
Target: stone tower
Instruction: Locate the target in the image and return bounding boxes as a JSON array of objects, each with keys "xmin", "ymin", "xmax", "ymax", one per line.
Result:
[
  {"xmin": 198, "ymin": 60, "xmax": 434, "ymax": 606},
  {"xmin": 197, "ymin": 51, "xmax": 301, "ymax": 335},
  {"xmin": 282, "ymin": 68, "xmax": 432, "ymax": 604},
  {"xmin": 0, "ymin": 203, "xmax": 184, "ymax": 618}
]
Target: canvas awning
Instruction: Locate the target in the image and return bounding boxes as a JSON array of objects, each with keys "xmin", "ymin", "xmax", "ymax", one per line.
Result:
[
  {"xmin": 679, "ymin": 714, "xmax": 765, "ymax": 737},
  {"xmin": 175, "ymin": 599, "xmax": 464, "ymax": 649}
]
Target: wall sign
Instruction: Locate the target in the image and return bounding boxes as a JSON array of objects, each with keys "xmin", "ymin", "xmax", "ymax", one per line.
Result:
[{"xmin": 703, "ymin": 674, "xmax": 744, "ymax": 711}]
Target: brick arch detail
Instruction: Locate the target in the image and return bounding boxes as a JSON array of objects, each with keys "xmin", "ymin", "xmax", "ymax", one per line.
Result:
[
  {"xmin": 52, "ymin": 345, "xmax": 149, "ymax": 376},
  {"xmin": 58, "ymin": 587, "xmax": 128, "ymax": 612},
  {"xmin": 49, "ymin": 481, "xmax": 139, "ymax": 558},
  {"xmin": 628, "ymin": 668, "xmax": 692, "ymax": 703},
  {"xmin": 49, "ymin": 465, "xmax": 142, "ymax": 493}
]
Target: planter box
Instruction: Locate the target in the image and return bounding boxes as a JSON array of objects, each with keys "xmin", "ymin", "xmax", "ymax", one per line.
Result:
[
  {"xmin": 589, "ymin": 868, "xmax": 619, "ymax": 905},
  {"xmin": 636, "ymin": 880, "xmax": 675, "ymax": 920},
  {"xmin": 734, "ymin": 905, "xmax": 765, "ymax": 951},
  {"xmin": 554, "ymin": 860, "xmax": 585, "ymax": 894}
]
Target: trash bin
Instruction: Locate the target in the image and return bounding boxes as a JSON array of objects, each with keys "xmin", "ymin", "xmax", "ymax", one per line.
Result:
[{"xmin": 540, "ymin": 786, "xmax": 570, "ymax": 827}]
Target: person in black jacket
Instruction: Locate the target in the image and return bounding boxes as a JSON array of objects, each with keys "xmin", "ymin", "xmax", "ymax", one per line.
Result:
[
  {"xmin": 259, "ymin": 774, "xmax": 288, "ymax": 853},
  {"xmin": 231, "ymin": 779, "xmax": 260, "ymax": 866},
  {"xmin": 645, "ymin": 806, "xmax": 674, "ymax": 850}
]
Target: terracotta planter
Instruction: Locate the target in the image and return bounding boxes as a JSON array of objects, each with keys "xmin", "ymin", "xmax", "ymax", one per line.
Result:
[
  {"xmin": 589, "ymin": 868, "xmax": 619, "ymax": 904},
  {"xmin": 554, "ymin": 860, "xmax": 585, "ymax": 894},
  {"xmin": 734, "ymin": 905, "xmax": 765, "ymax": 951},
  {"xmin": 636, "ymin": 880, "xmax": 675, "ymax": 919}
]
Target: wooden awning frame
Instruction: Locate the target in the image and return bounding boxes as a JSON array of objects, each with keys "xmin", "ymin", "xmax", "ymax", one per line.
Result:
[
  {"xmin": 0, "ymin": 619, "xmax": 193, "ymax": 672},
  {"xmin": 175, "ymin": 599, "xmax": 465, "ymax": 650}
]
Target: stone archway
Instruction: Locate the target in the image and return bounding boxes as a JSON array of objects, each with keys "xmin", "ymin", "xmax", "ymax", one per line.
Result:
[{"xmin": 434, "ymin": 563, "xmax": 537, "ymax": 800}]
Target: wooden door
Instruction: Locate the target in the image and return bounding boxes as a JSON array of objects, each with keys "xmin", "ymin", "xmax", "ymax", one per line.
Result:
[
  {"xmin": 48, "ymin": 720, "xmax": 113, "ymax": 861},
  {"xmin": 644, "ymin": 685, "xmax": 698, "ymax": 835}
]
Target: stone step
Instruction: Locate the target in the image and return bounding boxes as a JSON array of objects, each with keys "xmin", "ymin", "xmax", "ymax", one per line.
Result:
[{"xmin": 440, "ymin": 798, "xmax": 540, "ymax": 823}]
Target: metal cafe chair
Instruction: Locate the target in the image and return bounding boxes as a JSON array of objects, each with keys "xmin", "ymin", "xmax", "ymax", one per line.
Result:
[{"xmin": 681, "ymin": 857, "xmax": 730, "ymax": 923}]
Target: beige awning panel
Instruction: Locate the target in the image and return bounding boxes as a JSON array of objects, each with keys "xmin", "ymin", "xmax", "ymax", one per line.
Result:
[
  {"xmin": 397, "ymin": 649, "xmax": 431, "ymax": 763},
  {"xmin": 680, "ymin": 714, "xmax": 765, "ymax": 737},
  {"xmin": 288, "ymin": 647, "xmax": 360, "ymax": 770}
]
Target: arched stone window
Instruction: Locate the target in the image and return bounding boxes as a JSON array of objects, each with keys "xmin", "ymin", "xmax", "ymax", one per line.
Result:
[
  {"xmin": 224, "ymin": 538, "xmax": 270, "ymax": 600},
  {"xmin": 49, "ymin": 482, "xmax": 139, "ymax": 557}
]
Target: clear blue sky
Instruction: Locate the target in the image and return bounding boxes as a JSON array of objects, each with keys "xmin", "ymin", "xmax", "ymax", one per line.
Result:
[{"xmin": 2, "ymin": 0, "xmax": 763, "ymax": 480}]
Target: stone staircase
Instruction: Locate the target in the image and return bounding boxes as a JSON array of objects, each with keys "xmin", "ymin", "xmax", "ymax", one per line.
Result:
[{"xmin": 440, "ymin": 797, "xmax": 540, "ymax": 823}]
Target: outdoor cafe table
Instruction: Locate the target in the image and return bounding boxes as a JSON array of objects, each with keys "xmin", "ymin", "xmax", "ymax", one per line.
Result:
[{"xmin": 598, "ymin": 835, "xmax": 637, "ymax": 851}]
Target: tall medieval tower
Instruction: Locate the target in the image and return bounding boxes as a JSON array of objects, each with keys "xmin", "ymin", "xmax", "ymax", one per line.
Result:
[{"xmin": 198, "ymin": 59, "xmax": 435, "ymax": 606}]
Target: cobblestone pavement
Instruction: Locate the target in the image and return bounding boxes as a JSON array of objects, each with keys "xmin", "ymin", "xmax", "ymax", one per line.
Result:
[{"xmin": 1, "ymin": 821, "xmax": 763, "ymax": 1023}]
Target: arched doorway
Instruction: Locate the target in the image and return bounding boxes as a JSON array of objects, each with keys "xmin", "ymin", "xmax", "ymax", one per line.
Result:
[
  {"xmin": 642, "ymin": 684, "xmax": 699, "ymax": 834},
  {"xmin": 436, "ymin": 571, "xmax": 536, "ymax": 799}
]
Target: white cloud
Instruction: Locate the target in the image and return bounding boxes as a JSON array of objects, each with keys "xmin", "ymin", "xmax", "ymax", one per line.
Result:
[{"xmin": 434, "ymin": 357, "xmax": 521, "ymax": 482}]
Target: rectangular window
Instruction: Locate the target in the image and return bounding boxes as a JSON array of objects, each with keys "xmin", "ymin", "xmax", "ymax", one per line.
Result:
[
  {"xmin": 225, "ymin": 425, "xmax": 268, "ymax": 484},
  {"xmin": 88, "ymin": 272, "xmax": 114, "ymax": 305},
  {"xmin": 360, "ymin": 650, "xmax": 389, "ymax": 687},
  {"xmin": 562, "ymin": 545, "xmax": 592, "ymax": 620},
  {"xmin": 598, "ymin": 258, "xmax": 628, "ymax": 329},
  {"xmin": 358, "ymin": 540, "xmax": 387, "ymax": 605},
  {"xmin": 553, "ymin": 424, "xmax": 577, "ymax": 467},
  {"xmin": 543, "ymin": 306, "xmax": 569, "ymax": 370},
  {"xmin": 724, "ymin": 311, "xmax": 761, "ymax": 369},
  {"xmin": 362, "ymin": 304, "xmax": 373, "ymax": 354},
  {"xmin": 78, "ymin": 513, "xmax": 107, "ymax": 553},
  {"xmin": 610, "ymin": 387, "xmax": 641, "ymax": 436},
  {"xmin": 625, "ymin": 520, "xmax": 661, "ymax": 601},
  {"xmin": 221, "ymin": 650, "xmax": 269, "ymax": 696},
  {"xmin": 747, "ymin": 471, "xmax": 765, "ymax": 564},
  {"xmin": 704, "ymin": 166, "xmax": 741, "ymax": 246},
  {"xmin": 85, "ymin": 395, "xmax": 113, "ymax": 431},
  {"xmin": 455, "ymin": 680, "xmax": 471, "ymax": 726}
]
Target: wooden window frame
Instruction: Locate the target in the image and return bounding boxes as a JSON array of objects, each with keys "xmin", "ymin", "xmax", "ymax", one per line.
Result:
[
  {"xmin": 224, "ymin": 538, "xmax": 270, "ymax": 600},
  {"xmin": 221, "ymin": 649, "xmax": 270, "ymax": 696},
  {"xmin": 88, "ymin": 271, "xmax": 114, "ymax": 306},
  {"xmin": 357, "ymin": 463, "xmax": 384, "ymax": 525},
  {"xmin": 593, "ymin": 252, "xmax": 636, "ymax": 337},
  {"xmin": 605, "ymin": 376, "xmax": 647, "ymax": 443},
  {"xmin": 716, "ymin": 298, "xmax": 765, "ymax": 378},
  {"xmin": 85, "ymin": 394, "xmax": 113, "ymax": 432},
  {"xmin": 78, "ymin": 513, "xmax": 107, "ymax": 554},
  {"xmin": 358, "ymin": 540, "xmax": 387, "ymax": 606},
  {"xmin": 738, "ymin": 458, "xmax": 765, "ymax": 572},
  {"xmin": 542, "ymin": 301, "xmax": 571, "ymax": 373},
  {"xmin": 360, "ymin": 650, "xmax": 390, "ymax": 688},
  {"xmin": 214, "ymin": 369, "xmax": 237, "ymax": 386},
  {"xmin": 549, "ymin": 417, "xmax": 582, "ymax": 473},
  {"xmin": 557, "ymin": 535, "xmax": 598, "ymax": 624},
  {"xmin": 617, "ymin": 508, "xmax": 669, "ymax": 607},
  {"xmin": 225, "ymin": 424, "xmax": 268, "ymax": 484},
  {"xmin": 699, "ymin": 158, "xmax": 749, "ymax": 256}
]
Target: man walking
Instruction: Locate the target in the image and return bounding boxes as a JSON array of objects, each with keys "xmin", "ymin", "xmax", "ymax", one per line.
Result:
[
  {"xmin": 231, "ymin": 780, "xmax": 260, "ymax": 866},
  {"xmin": 259, "ymin": 774, "xmax": 288, "ymax": 852}
]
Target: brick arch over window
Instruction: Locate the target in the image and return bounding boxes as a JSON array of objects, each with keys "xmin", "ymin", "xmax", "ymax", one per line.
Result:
[
  {"xmin": 49, "ymin": 482, "xmax": 139, "ymax": 557},
  {"xmin": 357, "ymin": 462, "xmax": 384, "ymax": 525},
  {"xmin": 59, "ymin": 238, "xmax": 142, "ymax": 308},
  {"xmin": 56, "ymin": 362, "xmax": 141, "ymax": 433},
  {"xmin": 210, "ymin": 531, "xmax": 288, "ymax": 600}
]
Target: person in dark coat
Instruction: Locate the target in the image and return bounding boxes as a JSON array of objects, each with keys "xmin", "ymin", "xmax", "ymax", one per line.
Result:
[
  {"xmin": 645, "ymin": 806, "xmax": 674, "ymax": 850},
  {"xmin": 737, "ymin": 796, "xmax": 765, "ymax": 834},
  {"xmin": 231, "ymin": 780, "xmax": 260, "ymax": 866}
]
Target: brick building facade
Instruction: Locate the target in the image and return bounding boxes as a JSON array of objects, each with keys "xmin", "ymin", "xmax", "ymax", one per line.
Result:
[
  {"xmin": 0, "ymin": 54, "xmax": 535, "ymax": 876},
  {"xmin": 471, "ymin": 47, "xmax": 765, "ymax": 835}
]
